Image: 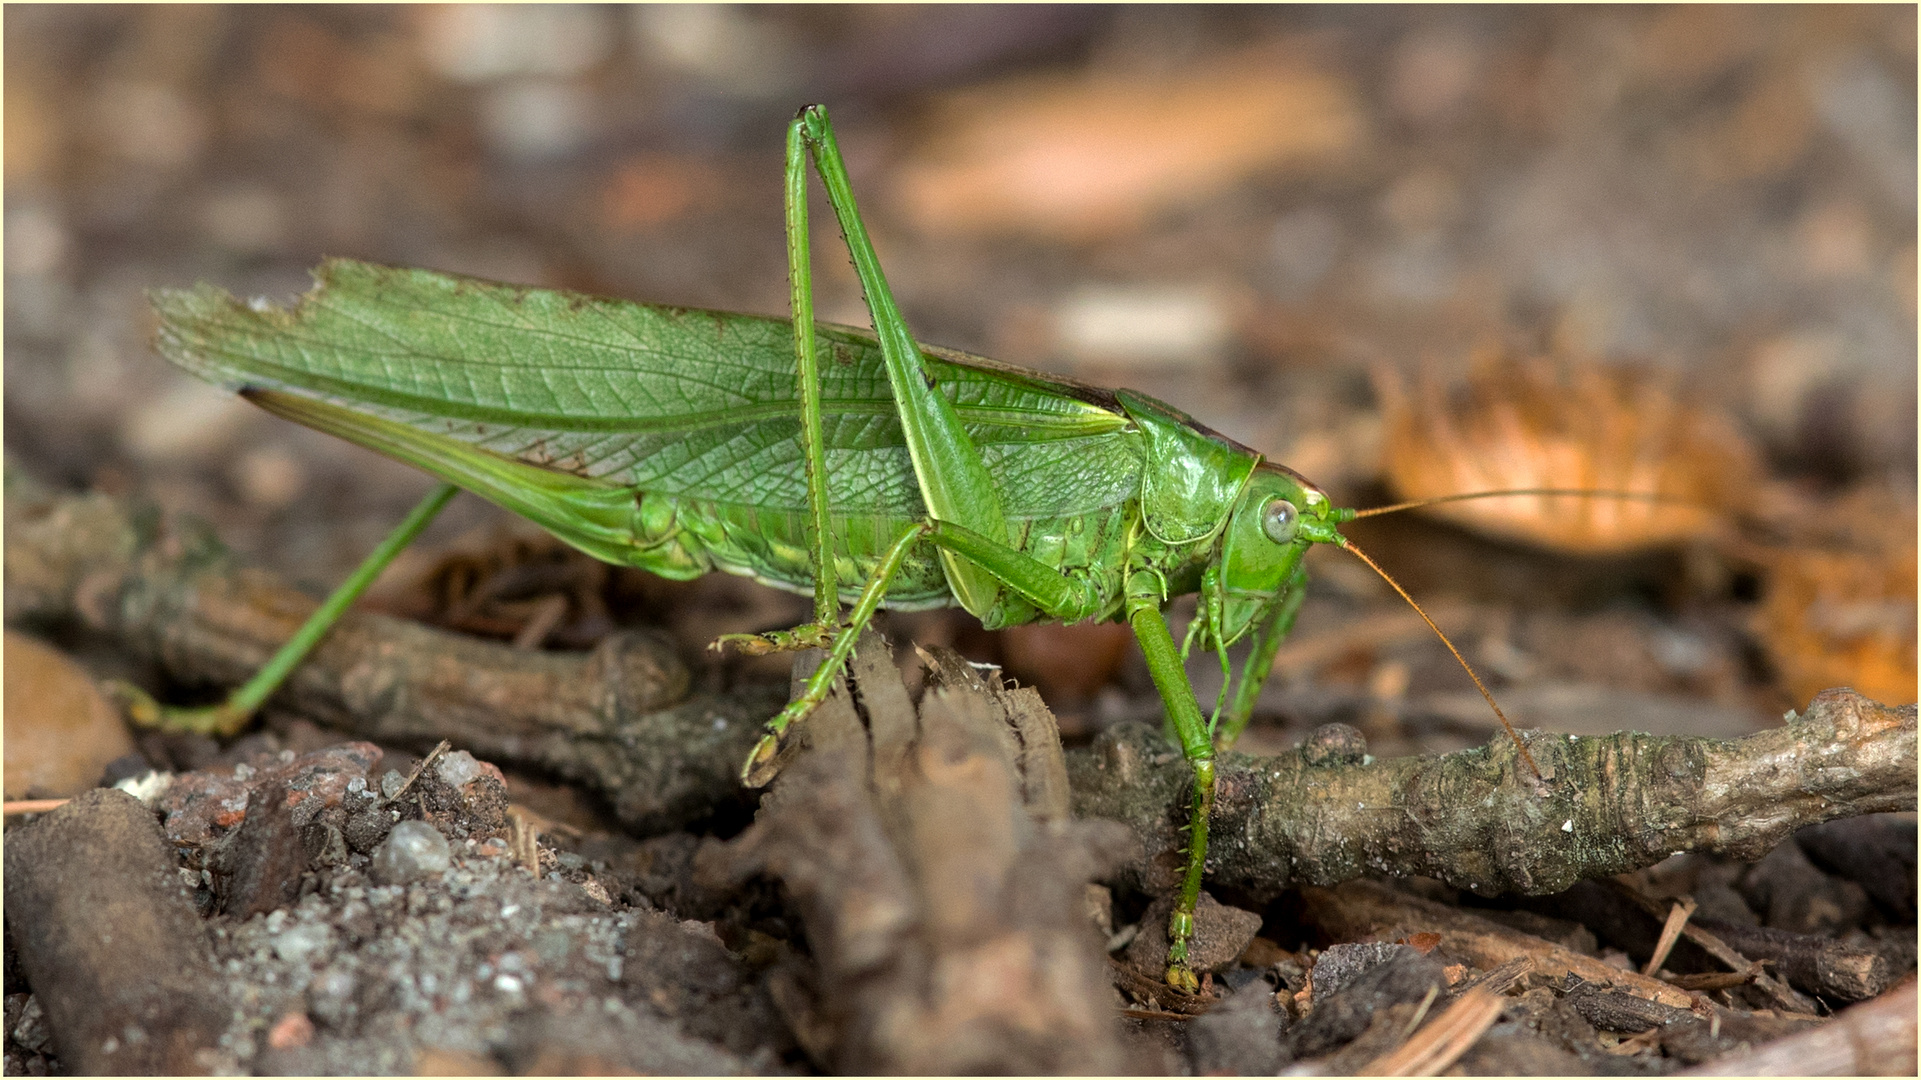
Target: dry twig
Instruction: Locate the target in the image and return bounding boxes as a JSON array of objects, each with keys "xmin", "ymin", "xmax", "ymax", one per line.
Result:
[
  {"xmin": 1644, "ymin": 897, "xmax": 1698, "ymax": 976},
  {"xmin": 9, "ymin": 480, "xmax": 1915, "ymax": 906},
  {"xmin": 1605, "ymin": 878, "xmax": 1817, "ymax": 1012},
  {"xmin": 1074, "ymin": 691, "xmax": 1914, "ymax": 902},
  {"xmin": 4, "ymin": 480, "xmax": 775, "ymax": 834},
  {"xmin": 1680, "ymin": 978, "xmax": 1916, "ymax": 1076}
]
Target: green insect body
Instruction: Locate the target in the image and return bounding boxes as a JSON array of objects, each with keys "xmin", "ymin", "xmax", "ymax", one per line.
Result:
[
  {"xmin": 146, "ymin": 104, "xmax": 1380, "ymax": 993},
  {"xmin": 155, "ymin": 262, "xmax": 1338, "ymax": 642}
]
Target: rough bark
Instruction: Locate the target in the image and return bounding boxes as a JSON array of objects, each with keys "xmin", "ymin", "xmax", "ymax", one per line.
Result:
[
  {"xmin": 695, "ymin": 632, "xmax": 1137, "ymax": 1073},
  {"xmin": 1070, "ymin": 693, "xmax": 1915, "ymax": 901}
]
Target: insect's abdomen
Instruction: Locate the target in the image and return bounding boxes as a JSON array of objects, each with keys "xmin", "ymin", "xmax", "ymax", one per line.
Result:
[{"xmin": 618, "ymin": 491, "xmax": 1138, "ymax": 621}]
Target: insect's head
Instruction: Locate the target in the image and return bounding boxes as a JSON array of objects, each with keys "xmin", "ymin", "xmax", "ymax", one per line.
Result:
[{"xmin": 1213, "ymin": 461, "xmax": 1351, "ymax": 644}]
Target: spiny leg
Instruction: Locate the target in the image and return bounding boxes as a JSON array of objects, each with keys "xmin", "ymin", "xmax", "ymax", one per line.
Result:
[
  {"xmin": 741, "ymin": 520, "xmax": 929, "ymax": 787},
  {"xmin": 787, "ymin": 110, "xmax": 838, "ymax": 628},
  {"xmin": 790, "ymin": 104, "xmax": 1008, "ymax": 619},
  {"xmin": 1214, "ymin": 563, "xmax": 1308, "ymax": 751},
  {"xmin": 739, "ymin": 515, "xmax": 1104, "ymax": 784},
  {"xmin": 715, "ymin": 114, "xmax": 843, "ymax": 661},
  {"xmin": 1126, "ymin": 570, "xmax": 1216, "ymax": 993},
  {"xmin": 744, "ymin": 103, "xmax": 1018, "ymax": 784},
  {"xmin": 117, "ymin": 482, "xmax": 460, "ymax": 737}
]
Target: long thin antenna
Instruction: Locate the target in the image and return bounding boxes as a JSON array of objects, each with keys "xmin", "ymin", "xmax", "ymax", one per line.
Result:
[
  {"xmin": 1351, "ymin": 488, "xmax": 1691, "ymax": 520},
  {"xmin": 1339, "ymin": 539, "xmax": 1543, "ymax": 779}
]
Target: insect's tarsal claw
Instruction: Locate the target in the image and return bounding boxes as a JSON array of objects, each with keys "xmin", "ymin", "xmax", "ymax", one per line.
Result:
[
  {"xmin": 741, "ymin": 733, "xmax": 783, "ymax": 788},
  {"xmin": 713, "ymin": 633, "xmax": 765, "ymax": 656},
  {"xmin": 113, "ymin": 681, "xmax": 256, "ymax": 738}
]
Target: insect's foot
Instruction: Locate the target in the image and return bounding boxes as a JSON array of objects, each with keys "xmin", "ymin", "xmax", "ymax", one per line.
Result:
[
  {"xmin": 740, "ymin": 730, "xmax": 785, "ymax": 788},
  {"xmin": 1164, "ymin": 962, "xmax": 1201, "ymax": 994},
  {"xmin": 712, "ymin": 623, "xmax": 836, "ymax": 656},
  {"xmin": 1163, "ymin": 908, "xmax": 1201, "ymax": 991},
  {"xmin": 740, "ymin": 695, "xmax": 810, "ymax": 787},
  {"xmin": 110, "ymin": 681, "xmax": 255, "ymax": 737}
]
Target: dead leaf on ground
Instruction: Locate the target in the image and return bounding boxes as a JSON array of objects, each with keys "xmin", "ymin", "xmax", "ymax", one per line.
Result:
[
  {"xmin": 1376, "ymin": 351, "xmax": 1762, "ymax": 555},
  {"xmin": 1751, "ymin": 484, "xmax": 1918, "ymax": 707}
]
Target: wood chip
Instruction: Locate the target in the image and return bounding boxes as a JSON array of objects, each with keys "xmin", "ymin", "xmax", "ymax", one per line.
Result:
[
  {"xmin": 1644, "ymin": 896, "xmax": 1699, "ymax": 975},
  {"xmin": 1359, "ymin": 986, "xmax": 1506, "ymax": 1076}
]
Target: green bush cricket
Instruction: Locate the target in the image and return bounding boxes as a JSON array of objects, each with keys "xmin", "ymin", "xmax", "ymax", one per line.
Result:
[{"xmin": 142, "ymin": 104, "xmax": 1576, "ymax": 991}]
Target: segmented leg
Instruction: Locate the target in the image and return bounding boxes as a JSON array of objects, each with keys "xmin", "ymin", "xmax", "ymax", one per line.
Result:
[
  {"xmin": 736, "ymin": 518, "xmax": 1108, "ymax": 786},
  {"xmin": 791, "ymin": 104, "xmax": 1009, "ymax": 618},
  {"xmin": 117, "ymin": 482, "xmax": 461, "ymax": 737},
  {"xmin": 786, "ymin": 111, "xmax": 837, "ymax": 627},
  {"xmin": 1214, "ymin": 564, "xmax": 1308, "ymax": 751},
  {"xmin": 741, "ymin": 520, "xmax": 929, "ymax": 787},
  {"xmin": 713, "ymin": 111, "xmax": 847, "ymax": 663},
  {"xmin": 1125, "ymin": 569, "xmax": 1215, "ymax": 993},
  {"xmin": 740, "ymin": 103, "xmax": 1016, "ymax": 782}
]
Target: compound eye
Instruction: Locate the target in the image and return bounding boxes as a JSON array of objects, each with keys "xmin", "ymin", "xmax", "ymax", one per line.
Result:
[{"xmin": 1262, "ymin": 498, "xmax": 1299, "ymax": 544}]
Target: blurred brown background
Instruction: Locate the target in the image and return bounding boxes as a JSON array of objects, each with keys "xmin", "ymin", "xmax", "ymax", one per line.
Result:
[{"xmin": 7, "ymin": 5, "xmax": 1915, "ymax": 746}]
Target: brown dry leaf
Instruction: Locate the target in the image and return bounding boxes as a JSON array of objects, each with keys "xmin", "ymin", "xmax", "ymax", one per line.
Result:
[
  {"xmin": 1753, "ymin": 486, "xmax": 1917, "ymax": 707},
  {"xmin": 1376, "ymin": 352, "xmax": 1762, "ymax": 554},
  {"xmin": 891, "ymin": 42, "xmax": 1365, "ymax": 241}
]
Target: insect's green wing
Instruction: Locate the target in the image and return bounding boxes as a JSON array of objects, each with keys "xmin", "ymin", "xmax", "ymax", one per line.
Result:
[{"xmin": 151, "ymin": 260, "xmax": 1140, "ymax": 527}]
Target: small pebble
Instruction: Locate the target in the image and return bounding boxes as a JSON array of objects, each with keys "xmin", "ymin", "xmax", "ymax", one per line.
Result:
[
  {"xmin": 370, "ymin": 821, "xmax": 452, "ymax": 885},
  {"xmin": 2, "ymin": 632, "xmax": 137, "ymax": 799},
  {"xmin": 11, "ymin": 997, "xmax": 52, "ymax": 1055},
  {"xmin": 265, "ymin": 1011, "xmax": 313, "ymax": 1050},
  {"xmin": 306, "ymin": 967, "xmax": 356, "ymax": 1028},
  {"xmin": 435, "ymin": 751, "xmax": 482, "ymax": 789},
  {"xmin": 342, "ymin": 807, "xmax": 395, "ymax": 854}
]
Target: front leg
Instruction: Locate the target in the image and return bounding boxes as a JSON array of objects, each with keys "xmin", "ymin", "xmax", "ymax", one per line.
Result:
[
  {"xmin": 1124, "ymin": 570, "xmax": 1216, "ymax": 993},
  {"xmin": 1214, "ymin": 563, "xmax": 1309, "ymax": 751}
]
